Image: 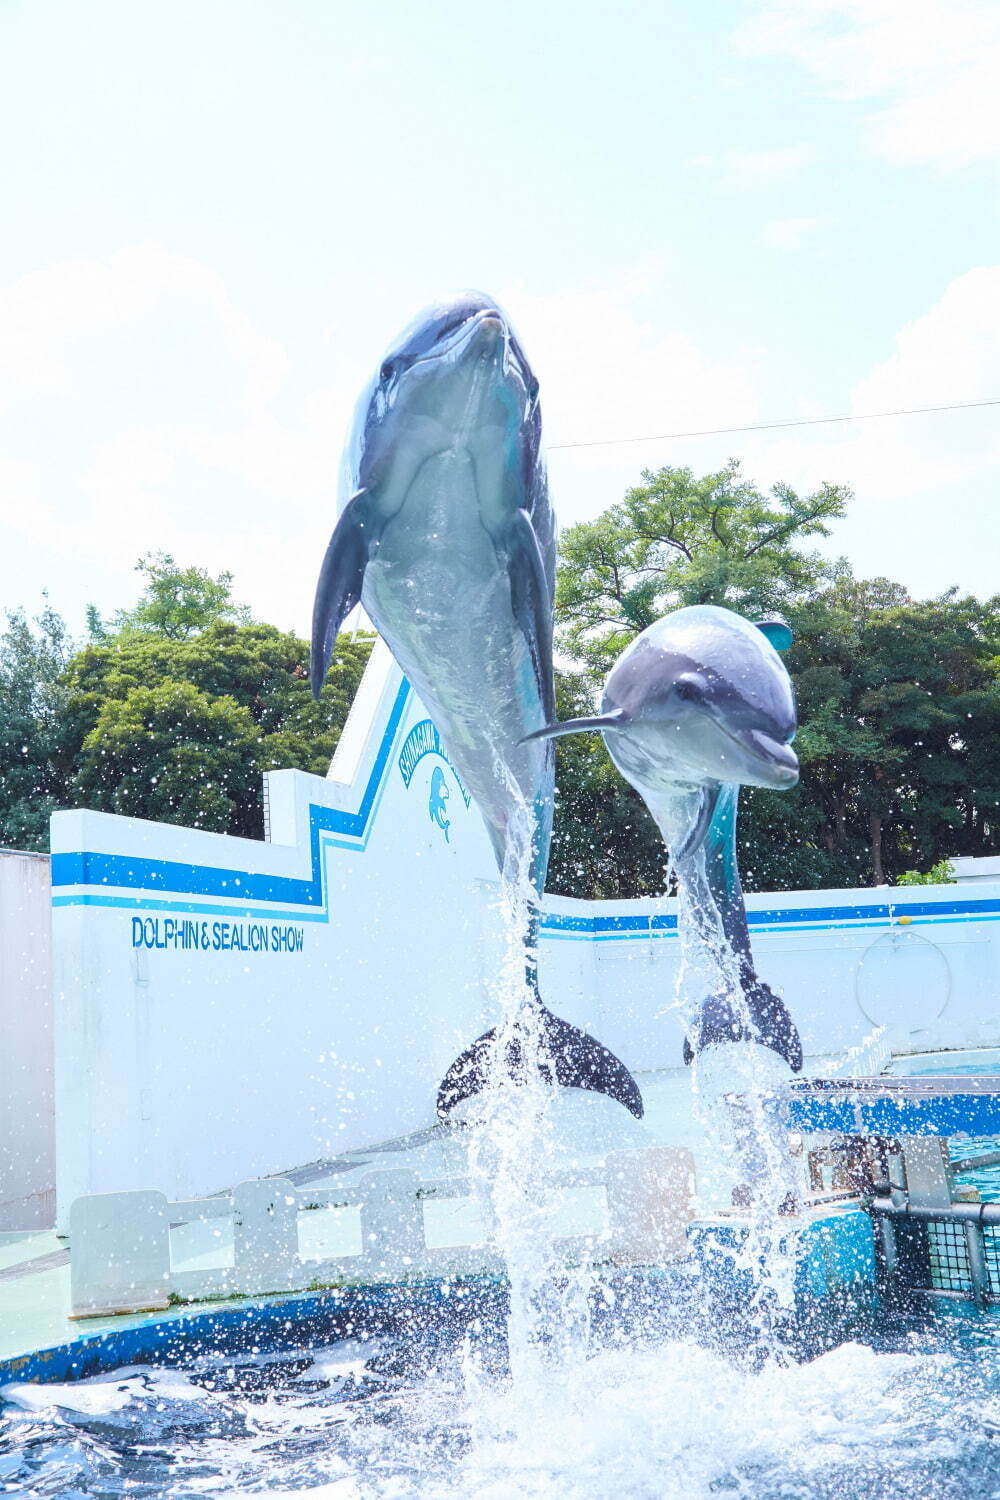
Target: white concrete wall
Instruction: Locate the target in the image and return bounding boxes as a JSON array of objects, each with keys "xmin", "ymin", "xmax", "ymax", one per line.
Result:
[
  {"xmin": 51, "ymin": 645, "xmax": 500, "ymax": 1222},
  {"xmin": 542, "ymin": 885, "xmax": 1000, "ymax": 1074},
  {"xmin": 0, "ymin": 849, "xmax": 55, "ymax": 1229},
  {"xmin": 952, "ymin": 855, "xmax": 1000, "ymax": 884}
]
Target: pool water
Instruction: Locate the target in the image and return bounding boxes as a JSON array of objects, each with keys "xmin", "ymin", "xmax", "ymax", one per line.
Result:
[
  {"xmin": 7, "ymin": 1051, "xmax": 1000, "ymax": 1497},
  {"xmin": 891, "ymin": 1052, "xmax": 1000, "ymax": 1203},
  {"xmin": 3, "ymin": 1307, "xmax": 1000, "ymax": 1499}
]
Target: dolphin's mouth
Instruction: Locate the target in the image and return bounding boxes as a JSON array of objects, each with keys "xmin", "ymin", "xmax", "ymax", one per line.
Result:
[
  {"xmin": 714, "ymin": 718, "xmax": 799, "ymax": 782},
  {"xmin": 408, "ymin": 309, "xmax": 535, "ymax": 401},
  {"xmin": 407, "ymin": 308, "xmax": 507, "ymax": 371}
]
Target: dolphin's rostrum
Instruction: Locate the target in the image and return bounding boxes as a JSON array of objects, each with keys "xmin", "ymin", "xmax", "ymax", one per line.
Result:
[
  {"xmin": 311, "ymin": 292, "xmax": 643, "ymax": 1119},
  {"xmin": 524, "ymin": 604, "xmax": 803, "ymax": 1073}
]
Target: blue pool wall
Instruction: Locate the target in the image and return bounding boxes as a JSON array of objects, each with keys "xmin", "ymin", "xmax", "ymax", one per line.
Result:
[{"xmin": 0, "ymin": 1211, "xmax": 880, "ymax": 1387}]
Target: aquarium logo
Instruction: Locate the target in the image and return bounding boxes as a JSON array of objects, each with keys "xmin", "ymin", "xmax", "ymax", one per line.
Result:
[
  {"xmin": 397, "ymin": 719, "xmax": 471, "ymax": 814},
  {"xmin": 428, "ymin": 765, "xmax": 451, "ymax": 842}
]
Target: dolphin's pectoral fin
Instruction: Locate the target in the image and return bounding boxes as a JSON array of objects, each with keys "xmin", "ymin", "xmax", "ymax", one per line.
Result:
[
  {"xmin": 505, "ymin": 508, "xmax": 556, "ymax": 721},
  {"xmin": 437, "ymin": 1010, "xmax": 644, "ymax": 1119},
  {"xmin": 683, "ymin": 982, "xmax": 803, "ymax": 1073},
  {"xmin": 520, "ymin": 710, "xmax": 627, "ymax": 745},
  {"xmin": 310, "ymin": 489, "xmax": 376, "ymax": 697},
  {"xmin": 672, "ymin": 783, "xmax": 722, "ymax": 862}
]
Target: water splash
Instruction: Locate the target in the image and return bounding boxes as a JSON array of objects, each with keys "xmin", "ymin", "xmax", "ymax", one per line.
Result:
[
  {"xmin": 670, "ymin": 844, "xmax": 801, "ymax": 1324},
  {"xmin": 4, "ymin": 1321, "xmax": 998, "ymax": 1498},
  {"xmin": 463, "ymin": 774, "xmax": 594, "ymax": 1438}
]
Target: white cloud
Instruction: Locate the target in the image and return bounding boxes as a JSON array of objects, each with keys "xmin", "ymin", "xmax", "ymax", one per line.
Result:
[
  {"xmin": 3, "ymin": 248, "xmax": 997, "ymax": 631},
  {"xmin": 762, "ymin": 217, "xmax": 822, "ymax": 250},
  {"xmin": 737, "ymin": 0, "xmax": 1000, "ymax": 167},
  {"xmin": 537, "ymin": 264, "xmax": 1000, "ymax": 601},
  {"xmin": 0, "ymin": 244, "xmax": 289, "ymax": 414},
  {"xmin": 738, "ymin": 265, "xmax": 1000, "ymax": 505},
  {"xmin": 692, "ymin": 144, "xmax": 815, "ymax": 180},
  {"xmin": 501, "ymin": 265, "xmax": 758, "ymax": 459},
  {"xmin": 852, "ymin": 266, "xmax": 1000, "ymax": 409},
  {"xmin": 0, "ymin": 245, "xmax": 342, "ymax": 628}
]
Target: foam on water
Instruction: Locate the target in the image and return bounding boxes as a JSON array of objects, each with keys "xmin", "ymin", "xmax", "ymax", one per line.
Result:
[{"xmin": 4, "ymin": 1320, "xmax": 1000, "ymax": 1498}]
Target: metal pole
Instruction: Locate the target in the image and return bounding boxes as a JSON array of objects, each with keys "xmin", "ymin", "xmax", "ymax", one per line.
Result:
[
  {"xmin": 868, "ymin": 1197, "xmax": 1000, "ymax": 1224},
  {"xmin": 965, "ymin": 1216, "xmax": 989, "ymax": 1310}
]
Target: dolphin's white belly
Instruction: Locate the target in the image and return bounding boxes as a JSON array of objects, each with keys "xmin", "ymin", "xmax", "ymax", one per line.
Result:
[{"xmin": 361, "ymin": 450, "xmax": 550, "ymax": 845}]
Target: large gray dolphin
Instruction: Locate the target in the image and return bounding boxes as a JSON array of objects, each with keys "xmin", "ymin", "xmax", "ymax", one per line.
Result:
[
  {"xmin": 311, "ymin": 291, "xmax": 643, "ymax": 1119},
  {"xmin": 525, "ymin": 604, "xmax": 803, "ymax": 1073}
]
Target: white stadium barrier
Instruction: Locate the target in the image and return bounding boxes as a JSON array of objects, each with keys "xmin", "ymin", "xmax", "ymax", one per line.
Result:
[{"xmin": 69, "ymin": 1146, "xmax": 697, "ymax": 1318}]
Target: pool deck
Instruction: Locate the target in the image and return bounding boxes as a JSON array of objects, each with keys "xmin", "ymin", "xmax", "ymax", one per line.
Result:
[
  {"xmin": 0, "ymin": 1204, "xmax": 877, "ymax": 1387},
  {"xmin": 0, "ymin": 1137, "xmax": 460, "ymax": 1384}
]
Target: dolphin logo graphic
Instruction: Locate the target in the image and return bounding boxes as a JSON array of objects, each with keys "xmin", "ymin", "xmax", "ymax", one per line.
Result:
[{"xmin": 429, "ymin": 765, "xmax": 451, "ymax": 842}]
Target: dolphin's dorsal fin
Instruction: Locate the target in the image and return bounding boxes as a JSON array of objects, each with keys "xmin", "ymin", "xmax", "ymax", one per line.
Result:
[
  {"xmin": 672, "ymin": 783, "xmax": 722, "ymax": 861},
  {"xmin": 754, "ymin": 616, "xmax": 793, "ymax": 652},
  {"xmin": 520, "ymin": 710, "xmax": 628, "ymax": 744}
]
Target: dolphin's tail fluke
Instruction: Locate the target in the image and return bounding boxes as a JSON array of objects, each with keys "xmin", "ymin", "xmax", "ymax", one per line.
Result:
[
  {"xmin": 682, "ymin": 981, "xmax": 803, "ymax": 1073},
  {"xmin": 437, "ymin": 1007, "xmax": 644, "ymax": 1120}
]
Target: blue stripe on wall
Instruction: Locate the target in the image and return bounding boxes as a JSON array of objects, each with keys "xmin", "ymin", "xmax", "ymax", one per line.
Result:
[
  {"xmin": 51, "ymin": 679, "xmax": 411, "ymax": 909},
  {"xmin": 539, "ymin": 900, "xmax": 1000, "ymax": 938}
]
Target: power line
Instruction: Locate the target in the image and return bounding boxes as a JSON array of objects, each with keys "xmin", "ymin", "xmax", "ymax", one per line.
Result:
[{"xmin": 546, "ymin": 396, "xmax": 1000, "ymax": 452}]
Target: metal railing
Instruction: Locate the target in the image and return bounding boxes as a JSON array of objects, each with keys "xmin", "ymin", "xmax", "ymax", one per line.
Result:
[{"xmin": 787, "ymin": 1074, "xmax": 1000, "ymax": 1309}]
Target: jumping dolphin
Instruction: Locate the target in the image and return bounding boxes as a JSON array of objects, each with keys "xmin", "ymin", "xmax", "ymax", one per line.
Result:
[
  {"xmin": 311, "ymin": 292, "xmax": 643, "ymax": 1119},
  {"xmin": 524, "ymin": 604, "xmax": 803, "ymax": 1073}
]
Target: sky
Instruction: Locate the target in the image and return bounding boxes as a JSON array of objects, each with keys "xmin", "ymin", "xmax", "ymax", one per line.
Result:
[{"xmin": 1, "ymin": 0, "xmax": 998, "ymax": 639}]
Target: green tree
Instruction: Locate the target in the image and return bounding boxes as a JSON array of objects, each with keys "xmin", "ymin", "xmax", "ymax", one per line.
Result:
[
  {"xmin": 897, "ymin": 860, "xmax": 955, "ymax": 887},
  {"xmin": 60, "ymin": 621, "xmax": 374, "ymax": 838},
  {"xmin": 94, "ymin": 552, "xmax": 252, "ymax": 640},
  {"xmin": 1, "ymin": 558, "xmax": 374, "ymax": 849},
  {"xmin": 551, "ymin": 462, "xmax": 850, "ymax": 895},
  {"xmin": 548, "ymin": 671, "xmax": 665, "ymax": 898},
  {"xmin": 550, "ymin": 467, "xmax": 1000, "ymax": 895},
  {"xmin": 74, "ymin": 680, "xmax": 262, "ymax": 834},
  {"xmin": 768, "ymin": 579, "xmax": 1000, "ymax": 884},
  {"xmin": 0, "ymin": 601, "xmax": 73, "ymax": 850},
  {"xmin": 557, "ymin": 460, "xmax": 849, "ymax": 674}
]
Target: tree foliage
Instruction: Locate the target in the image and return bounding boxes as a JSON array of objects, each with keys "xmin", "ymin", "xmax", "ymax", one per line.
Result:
[
  {"xmin": 0, "ymin": 602, "xmax": 73, "ymax": 850},
  {"xmin": 0, "ymin": 559, "xmax": 373, "ymax": 849},
  {"xmin": 556, "ymin": 461, "xmax": 848, "ymax": 674},
  {"xmin": 4, "ymin": 486, "xmax": 1000, "ymax": 895},
  {"xmin": 61, "ymin": 620, "xmax": 373, "ymax": 837},
  {"xmin": 549, "ymin": 468, "xmax": 1000, "ymax": 897},
  {"xmin": 548, "ymin": 671, "xmax": 665, "ymax": 898},
  {"xmin": 90, "ymin": 552, "xmax": 253, "ymax": 641}
]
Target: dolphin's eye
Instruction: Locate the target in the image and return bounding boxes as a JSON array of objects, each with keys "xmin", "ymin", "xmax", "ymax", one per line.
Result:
[
  {"xmin": 380, "ymin": 359, "xmax": 398, "ymax": 384},
  {"xmin": 675, "ymin": 674, "xmax": 706, "ymax": 704}
]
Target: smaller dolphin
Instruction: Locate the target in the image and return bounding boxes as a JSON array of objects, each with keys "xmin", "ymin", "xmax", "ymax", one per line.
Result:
[{"xmin": 524, "ymin": 605, "xmax": 803, "ymax": 1073}]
